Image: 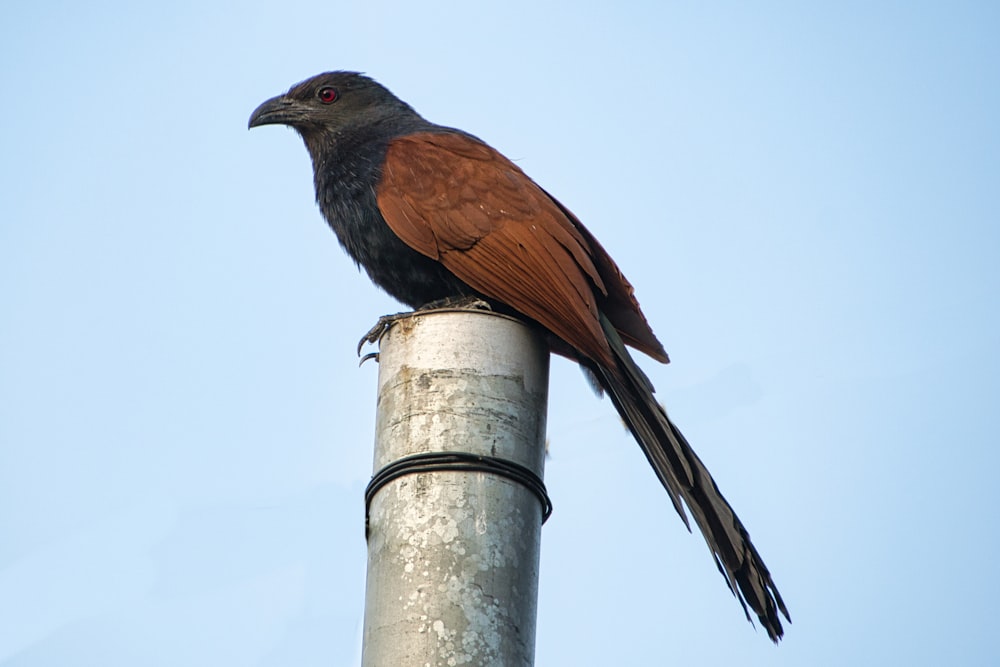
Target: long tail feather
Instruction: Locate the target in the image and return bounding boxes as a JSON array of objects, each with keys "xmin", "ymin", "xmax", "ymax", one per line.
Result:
[{"xmin": 595, "ymin": 314, "xmax": 790, "ymax": 641}]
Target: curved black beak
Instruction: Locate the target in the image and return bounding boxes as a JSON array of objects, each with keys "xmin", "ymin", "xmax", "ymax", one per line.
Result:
[{"xmin": 248, "ymin": 95, "xmax": 306, "ymax": 129}]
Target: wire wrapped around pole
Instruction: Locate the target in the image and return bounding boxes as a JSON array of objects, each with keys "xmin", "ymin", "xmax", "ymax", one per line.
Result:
[{"xmin": 365, "ymin": 451, "xmax": 553, "ymax": 536}]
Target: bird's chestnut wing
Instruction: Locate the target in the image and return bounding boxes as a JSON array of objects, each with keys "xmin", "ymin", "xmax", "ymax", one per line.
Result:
[{"xmin": 376, "ymin": 131, "xmax": 665, "ymax": 367}]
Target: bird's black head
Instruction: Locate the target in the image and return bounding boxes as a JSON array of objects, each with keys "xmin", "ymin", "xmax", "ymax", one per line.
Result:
[{"xmin": 248, "ymin": 71, "xmax": 420, "ymax": 140}]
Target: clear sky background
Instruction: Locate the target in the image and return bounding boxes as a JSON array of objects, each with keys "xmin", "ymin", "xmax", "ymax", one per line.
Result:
[{"xmin": 2, "ymin": 2, "xmax": 998, "ymax": 665}]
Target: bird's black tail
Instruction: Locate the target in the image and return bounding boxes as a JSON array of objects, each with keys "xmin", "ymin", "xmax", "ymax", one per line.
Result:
[{"xmin": 595, "ymin": 314, "xmax": 790, "ymax": 641}]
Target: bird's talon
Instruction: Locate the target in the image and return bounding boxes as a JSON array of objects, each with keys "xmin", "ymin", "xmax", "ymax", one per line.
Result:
[
  {"xmin": 416, "ymin": 296, "xmax": 492, "ymax": 312},
  {"xmin": 359, "ymin": 351, "xmax": 379, "ymax": 366},
  {"xmin": 357, "ymin": 299, "xmax": 491, "ymax": 356},
  {"xmin": 466, "ymin": 298, "xmax": 492, "ymax": 311},
  {"xmin": 357, "ymin": 317, "xmax": 391, "ymax": 355},
  {"xmin": 357, "ymin": 312, "xmax": 415, "ymax": 355}
]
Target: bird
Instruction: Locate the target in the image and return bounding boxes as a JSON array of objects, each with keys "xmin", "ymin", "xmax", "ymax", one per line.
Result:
[{"xmin": 248, "ymin": 71, "xmax": 789, "ymax": 641}]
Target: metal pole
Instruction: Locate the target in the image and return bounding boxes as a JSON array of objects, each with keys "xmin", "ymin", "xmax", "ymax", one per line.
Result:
[{"xmin": 361, "ymin": 310, "xmax": 550, "ymax": 667}]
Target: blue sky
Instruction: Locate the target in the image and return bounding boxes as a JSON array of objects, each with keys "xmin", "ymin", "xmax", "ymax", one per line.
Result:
[{"xmin": 2, "ymin": 1, "xmax": 998, "ymax": 665}]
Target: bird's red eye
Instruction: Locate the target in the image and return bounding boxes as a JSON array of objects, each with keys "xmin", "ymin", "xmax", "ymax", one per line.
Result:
[{"xmin": 317, "ymin": 87, "xmax": 338, "ymax": 104}]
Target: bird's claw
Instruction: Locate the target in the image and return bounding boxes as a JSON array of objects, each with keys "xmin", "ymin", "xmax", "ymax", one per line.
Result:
[
  {"xmin": 356, "ymin": 298, "xmax": 494, "ymax": 359},
  {"xmin": 357, "ymin": 313, "xmax": 407, "ymax": 356},
  {"xmin": 436, "ymin": 296, "xmax": 491, "ymax": 312}
]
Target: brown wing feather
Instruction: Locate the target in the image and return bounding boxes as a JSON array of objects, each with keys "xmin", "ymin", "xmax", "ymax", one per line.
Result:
[
  {"xmin": 544, "ymin": 193, "xmax": 670, "ymax": 363},
  {"xmin": 377, "ymin": 131, "xmax": 663, "ymax": 368}
]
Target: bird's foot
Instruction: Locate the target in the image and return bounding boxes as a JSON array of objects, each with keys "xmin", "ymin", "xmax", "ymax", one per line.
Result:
[
  {"xmin": 416, "ymin": 296, "xmax": 493, "ymax": 313},
  {"xmin": 357, "ymin": 313, "xmax": 410, "ymax": 360},
  {"xmin": 356, "ymin": 298, "xmax": 494, "ymax": 362}
]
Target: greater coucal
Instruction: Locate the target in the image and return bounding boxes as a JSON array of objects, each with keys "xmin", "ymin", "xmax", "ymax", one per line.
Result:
[{"xmin": 249, "ymin": 71, "xmax": 789, "ymax": 641}]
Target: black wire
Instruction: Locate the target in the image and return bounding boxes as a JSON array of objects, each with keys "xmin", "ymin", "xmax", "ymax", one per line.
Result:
[{"xmin": 365, "ymin": 451, "xmax": 552, "ymax": 535}]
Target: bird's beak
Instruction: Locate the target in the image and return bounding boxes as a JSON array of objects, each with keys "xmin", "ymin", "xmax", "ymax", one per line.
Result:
[{"xmin": 248, "ymin": 94, "xmax": 306, "ymax": 129}]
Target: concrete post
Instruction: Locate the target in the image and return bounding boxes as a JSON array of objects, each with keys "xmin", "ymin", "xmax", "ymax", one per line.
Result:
[{"xmin": 361, "ymin": 310, "xmax": 550, "ymax": 667}]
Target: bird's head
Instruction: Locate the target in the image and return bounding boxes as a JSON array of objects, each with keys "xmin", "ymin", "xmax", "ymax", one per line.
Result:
[{"xmin": 248, "ymin": 71, "xmax": 419, "ymax": 141}]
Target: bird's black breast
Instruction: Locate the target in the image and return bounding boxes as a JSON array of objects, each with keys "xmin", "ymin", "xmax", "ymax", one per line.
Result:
[{"xmin": 310, "ymin": 127, "xmax": 473, "ymax": 308}]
